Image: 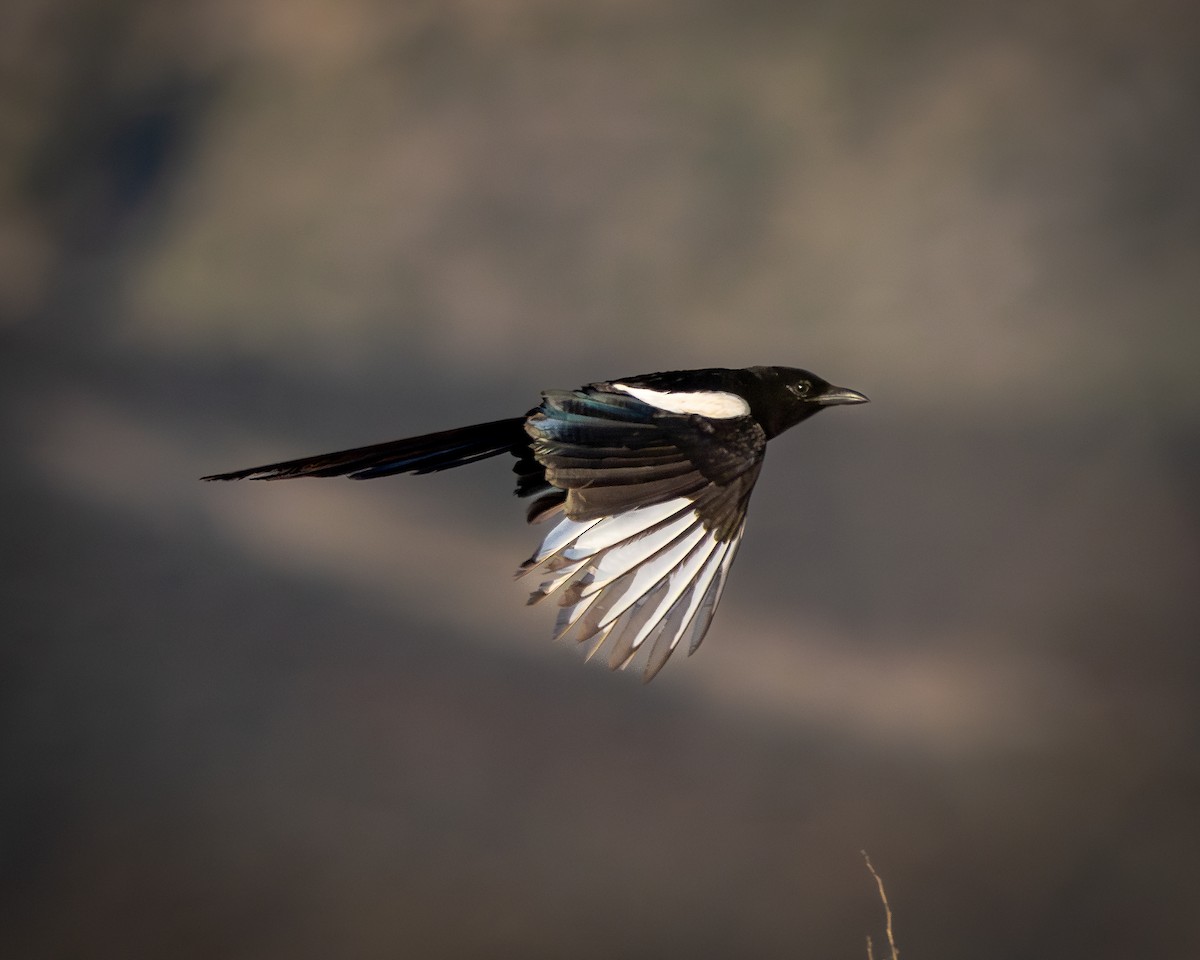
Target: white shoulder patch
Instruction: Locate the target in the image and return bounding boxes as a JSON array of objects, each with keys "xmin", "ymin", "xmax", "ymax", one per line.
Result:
[{"xmin": 612, "ymin": 383, "xmax": 750, "ymax": 419}]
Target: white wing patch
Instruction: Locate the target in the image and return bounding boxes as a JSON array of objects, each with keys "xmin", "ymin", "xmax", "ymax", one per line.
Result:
[
  {"xmin": 519, "ymin": 497, "xmax": 746, "ymax": 680},
  {"xmin": 611, "ymin": 383, "xmax": 750, "ymax": 419}
]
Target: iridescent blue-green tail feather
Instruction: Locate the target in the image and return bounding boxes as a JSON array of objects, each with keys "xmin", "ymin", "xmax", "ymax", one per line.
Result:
[{"xmin": 202, "ymin": 417, "xmax": 528, "ymax": 482}]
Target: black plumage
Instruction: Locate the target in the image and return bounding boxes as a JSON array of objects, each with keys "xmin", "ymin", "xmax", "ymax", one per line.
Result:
[{"xmin": 204, "ymin": 365, "xmax": 868, "ymax": 680}]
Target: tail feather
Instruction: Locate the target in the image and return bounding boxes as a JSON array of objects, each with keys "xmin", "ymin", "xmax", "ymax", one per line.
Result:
[{"xmin": 202, "ymin": 417, "xmax": 528, "ymax": 481}]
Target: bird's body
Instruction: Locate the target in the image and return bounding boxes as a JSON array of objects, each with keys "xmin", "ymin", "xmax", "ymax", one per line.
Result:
[{"xmin": 205, "ymin": 366, "xmax": 867, "ymax": 680}]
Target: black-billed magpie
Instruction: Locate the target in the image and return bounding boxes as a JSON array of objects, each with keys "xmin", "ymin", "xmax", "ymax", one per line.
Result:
[{"xmin": 204, "ymin": 366, "xmax": 867, "ymax": 680}]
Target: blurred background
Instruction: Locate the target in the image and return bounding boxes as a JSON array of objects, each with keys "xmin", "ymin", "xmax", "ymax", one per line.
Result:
[{"xmin": 3, "ymin": 1, "xmax": 1198, "ymax": 957}]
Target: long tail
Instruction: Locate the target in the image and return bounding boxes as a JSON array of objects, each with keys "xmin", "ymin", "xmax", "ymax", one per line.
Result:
[{"xmin": 202, "ymin": 417, "xmax": 528, "ymax": 481}]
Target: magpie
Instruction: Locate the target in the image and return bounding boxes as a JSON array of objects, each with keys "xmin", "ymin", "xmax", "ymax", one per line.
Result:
[{"xmin": 204, "ymin": 366, "xmax": 867, "ymax": 681}]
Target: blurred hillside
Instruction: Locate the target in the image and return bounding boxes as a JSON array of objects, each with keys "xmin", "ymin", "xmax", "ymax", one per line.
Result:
[{"xmin": 3, "ymin": 1, "xmax": 1199, "ymax": 958}]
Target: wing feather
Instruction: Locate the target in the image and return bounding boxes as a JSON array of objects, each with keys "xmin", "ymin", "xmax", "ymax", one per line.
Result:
[{"xmin": 518, "ymin": 383, "xmax": 765, "ymax": 679}]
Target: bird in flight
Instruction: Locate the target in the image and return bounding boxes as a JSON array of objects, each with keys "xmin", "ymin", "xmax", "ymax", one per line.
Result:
[{"xmin": 204, "ymin": 366, "xmax": 867, "ymax": 681}]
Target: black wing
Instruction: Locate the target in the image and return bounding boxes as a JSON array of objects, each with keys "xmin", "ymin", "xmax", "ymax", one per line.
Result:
[{"xmin": 518, "ymin": 384, "xmax": 766, "ymax": 680}]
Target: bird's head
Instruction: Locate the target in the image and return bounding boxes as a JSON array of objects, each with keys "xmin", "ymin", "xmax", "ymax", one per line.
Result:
[{"xmin": 748, "ymin": 366, "xmax": 869, "ymax": 438}]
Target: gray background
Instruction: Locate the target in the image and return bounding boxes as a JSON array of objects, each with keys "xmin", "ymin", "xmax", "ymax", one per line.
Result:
[{"xmin": 3, "ymin": 1, "xmax": 1198, "ymax": 957}]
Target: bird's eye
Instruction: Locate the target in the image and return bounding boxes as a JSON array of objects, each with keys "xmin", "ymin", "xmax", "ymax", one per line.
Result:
[{"xmin": 789, "ymin": 381, "xmax": 811, "ymax": 398}]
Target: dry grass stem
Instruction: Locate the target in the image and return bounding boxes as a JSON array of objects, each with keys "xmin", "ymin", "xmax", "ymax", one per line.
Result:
[{"xmin": 862, "ymin": 850, "xmax": 899, "ymax": 960}]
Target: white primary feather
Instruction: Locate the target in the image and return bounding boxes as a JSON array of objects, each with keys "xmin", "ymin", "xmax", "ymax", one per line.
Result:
[
  {"xmin": 631, "ymin": 522, "xmax": 744, "ymax": 676},
  {"xmin": 679, "ymin": 524, "xmax": 743, "ymax": 655},
  {"xmin": 591, "ymin": 521, "xmax": 710, "ymax": 630},
  {"xmin": 529, "ymin": 514, "xmax": 603, "ymax": 564},
  {"xmin": 668, "ymin": 527, "xmax": 741, "ymax": 653},
  {"xmin": 617, "ymin": 528, "xmax": 725, "ymax": 655},
  {"xmin": 526, "ymin": 553, "xmax": 590, "ymax": 604},
  {"xmin": 564, "ymin": 497, "xmax": 693, "ymax": 559},
  {"xmin": 580, "ymin": 508, "xmax": 698, "ymax": 596},
  {"xmin": 521, "ymin": 497, "xmax": 693, "ymax": 608},
  {"xmin": 521, "ymin": 496, "xmax": 747, "ymax": 678}
]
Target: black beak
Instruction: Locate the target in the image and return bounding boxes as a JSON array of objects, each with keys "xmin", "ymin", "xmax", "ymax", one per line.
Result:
[{"xmin": 816, "ymin": 385, "xmax": 870, "ymax": 406}]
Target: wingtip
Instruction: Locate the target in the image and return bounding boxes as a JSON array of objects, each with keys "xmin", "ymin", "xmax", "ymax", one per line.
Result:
[{"xmin": 514, "ymin": 556, "xmax": 537, "ymax": 579}]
